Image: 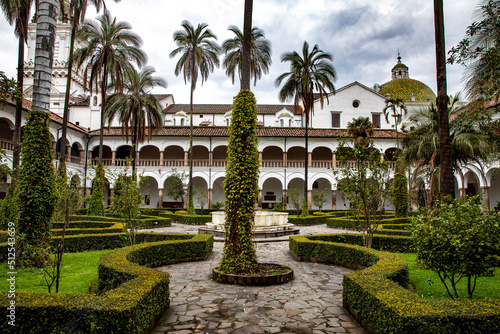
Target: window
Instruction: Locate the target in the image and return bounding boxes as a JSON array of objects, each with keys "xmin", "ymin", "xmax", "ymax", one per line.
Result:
[
  {"xmin": 332, "ymin": 113, "xmax": 341, "ymax": 128},
  {"xmin": 352, "ymin": 100, "xmax": 360, "ymax": 108},
  {"xmin": 180, "ymin": 119, "xmax": 185, "ymax": 126},
  {"xmin": 280, "ymin": 119, "xmax": 284, "ymax": 127},
  {"xmin": 372, "ymin": 114, "xmax": 381, "ymax": 128},
  {"xmin": 93, "ymin": 96, "xmax": 98, "ymax": 106}
]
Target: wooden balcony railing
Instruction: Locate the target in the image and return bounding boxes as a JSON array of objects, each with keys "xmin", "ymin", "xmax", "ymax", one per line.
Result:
[
  {"xmin": 287, "ymin": 160, "xmax": 305, "ymax": 168},
  {"xmin": 164, "ymin": 159, "xmax": 184, "ymax": 167},
  {"xmin": 312, "ymin": 161, "xmax": 333, "ymax": 168},
  {"xmin": 262, "ymin": 160, "xmax": 283, "ymax": 168},
  {"xmin": 212, "ymin": 159, "xmax": 227, "ymax": 167},
  {"xmin": 0, "ymin": 139, "xmax": 13, "ymax": 151},
  {"xmin": 137, "ymin": 159, "xmax": 162, "ymax": 167}
]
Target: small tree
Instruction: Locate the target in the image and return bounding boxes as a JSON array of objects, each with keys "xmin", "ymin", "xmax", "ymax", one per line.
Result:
[
  {"xmin": 87, "ymin": 163, "xmax": 106, "ymax": 216},
  {"xmin": 411, "ymin": 196, "xmax": 500, "ymax": 300},
  {"xmin": 17, "ymin": 110, "xmax": 57, "ymax": 267},
  {"xmin": 312, "ymin": 190, "xmax": 328, "ymax": 211},
  {"xmin": 164, "ymin": 169, "xmax": 187, "ymax": 206},
  {"xmin": 334, "ymin": 138, "xmax": 391, "ymax": 248},
  {"xmin": 195, "ymin": 186, "xmax": 208, "ymax": 215},
  {"xmin": 110, "ymin": 169, "xmax": 143, "ymax": 246},
  {"xmin": 288, "ymin": 188, "xmax": 302, "ymax": 212},
  {"xmin": 53, "ymin": 170, "xmax": 82, "ymax": 292}
]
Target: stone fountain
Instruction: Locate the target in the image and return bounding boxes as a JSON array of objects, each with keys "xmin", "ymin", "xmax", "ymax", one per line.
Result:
[{"xmin": 198, "ymin": 211, "xmax": 300, "ymax": 239}]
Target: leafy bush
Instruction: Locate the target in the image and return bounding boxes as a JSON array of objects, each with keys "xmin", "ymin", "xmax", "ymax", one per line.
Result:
[
  {"xmin": 210, "ymin": 201, "xmax": 224, "ymax": 210},
  {"xmin": 87, "ymin": 163, "xmax": 106, "ymax": 216},
  {"xmin": 288, "ymin": 215, "xmax": 327, "ymax": 226},
  {"xmin": 411, "ymin": 196, "xmax": 500, "ymax": 299},
  {"xmin": 290, "ymin": 235, "xmax": 500, "ymax": 333}
]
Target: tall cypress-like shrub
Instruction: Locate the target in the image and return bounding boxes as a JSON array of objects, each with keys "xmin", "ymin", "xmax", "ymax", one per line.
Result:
[
  {"xmin": 217, "ymin": 90, "xmax": 259, "ymax": 274},
  {"xmin": 393, "ymin": 159, "xmax": 408, "ymax": 217},
  {"xmin": 88, "ymin": 163, "xmax": 106, "ymax": 216},
  {"xmin": 17, "ymin": 110, "xmax": 57, "ymax": 262}
]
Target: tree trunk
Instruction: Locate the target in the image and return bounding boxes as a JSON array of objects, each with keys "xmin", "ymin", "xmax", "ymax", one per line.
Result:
[
  {"xmin": 99, "ymin": 62, "xmax": 108, "ymax": 162},
  {"xmin": 303, "ymin": 111, "xmax": 309, "ymax": 215},
  {"xmin": 434, "ymin": 0, "xmax": 453, "ymax": 197},
  {"xmin": 31, "ymin": 0, "xmax": 58, "ymax": 113},
  {"xmin": 187, "ymin": 57, "xmax": 195, "ymax": 214},
  {"xmin": 240, "ymin": 0, "xmax": 253, "ymax": 91},
  {"xmin": 60, "ymin": 18, "xmax": 77, "ymax": 165},
  {"xmin": 132, "ymin": 114, "xmax": 137, "ymax": 174},
  {"xmin": 12, "ymin": 36, "xmax": 25, "ymax": 189}
]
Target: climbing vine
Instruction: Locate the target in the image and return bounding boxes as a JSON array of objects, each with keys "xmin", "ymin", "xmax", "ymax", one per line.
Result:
[
  {"xmin": 17, "ymin": 110, "xmax": 57, "ymax": 267},
  {"xmin": 392, "ymin": 159, "xmax": 408, "ymax": 217},
  {"xmin": 217, "ymin": 90, "xmax": 259, "ymax": 274}
]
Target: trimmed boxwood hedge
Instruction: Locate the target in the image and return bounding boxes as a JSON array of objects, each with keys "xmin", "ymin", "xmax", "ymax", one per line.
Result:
[
  {"xmin": 304, "ymin": 233, "xmax": 413, "ymax": 253},
  {"xmin": 374, "ymin": 224, "xmax": 411, "ymax": 237},
  {"xmin": 326, "ymin": 216, "xmax": 410, "ymax": 229},
  {"xmin": 0, "ymin": 234, "xmax": 213, "ymax": 334},
  {"xmin": 290, "ymin": 235, "xmax": 500, "ymax": 334},
  {"xmin": 160, "ymin": 212, "xmax": 212, "ymax": 225},
  {"xmin": 288, "ymin": 215, "xmax": 327, "ymax": 226}
]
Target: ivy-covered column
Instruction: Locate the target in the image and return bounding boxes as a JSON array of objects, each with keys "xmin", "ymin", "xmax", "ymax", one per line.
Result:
[{"xmin": 217, "ymin": 90, "xmax": 259, "ymax": 274}]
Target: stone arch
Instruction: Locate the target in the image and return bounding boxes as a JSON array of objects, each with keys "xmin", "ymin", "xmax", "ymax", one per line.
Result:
[
  {"xmin": 192, "ymin": 177, "xmax": 209, "ymax": 210},
  {"xmin": 193, "ymin": 145, "xmax": 209, "ymax": 167},
  {"xmin": 311, "ymin": 177, "xmax": 333, "ymax": 210},
  {"xmin": 262, "ymin": 146, "xmax": 283, "ymax": 167},
  {"xmin": 164, "ymin": 145, "xmax": 184, "ymax": 167},
  {"xmin": 212, "ymin": 176, "xmax": 225, "ymax": 206},
  {"xmin": 487, "ymin": 168, "xmax": 500, "ymax": 209},
  {"xmin": 464, "ymin": 170, "xmax": 480, "ymax": 197},
  {"xmin": 141, "ymin": 176, "xmax": 159, "ymax": 208},
  {"xmin": 262, "ymin": 177, "xmax": 283, "ymax": 209}
]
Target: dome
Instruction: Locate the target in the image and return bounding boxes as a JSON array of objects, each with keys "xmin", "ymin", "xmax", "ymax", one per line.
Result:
[{"xmin": 379, "ymin": 78, "xmax": 436, "ymax": 102}]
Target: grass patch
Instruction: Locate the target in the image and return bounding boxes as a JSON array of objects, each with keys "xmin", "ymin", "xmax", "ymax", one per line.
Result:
[
  {"xmin": 0, "ymin": 249, "xmax": 113, "ymax": 294},
  {"xmin": 397, "ymin": 252, "xmax": 500, "ymax": 300}
]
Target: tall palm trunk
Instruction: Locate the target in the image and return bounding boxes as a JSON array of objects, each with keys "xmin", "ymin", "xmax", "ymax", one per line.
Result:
[
  {"xmin": 60, "ymin": 17, "xmax": 78, "ymax": 165},
  {"xmin": 433, "ymin": 0, "xmax": 453, "ymax": 197},
  {"xmin": 32, "ymin": 0, "xmax": 58, "ymax": 113},
  {"xmin": 12, "ymin": 36, "xmax": 25, "ymax": 189},
  {"xmin": 303, "ymin": 111, "xmax": 309, "ymax": 214},
  {"xmin": 241, "ymin": 0, "xmax": 253, "ymax": 90},
  {"xmin": 99, "ymin": 61, "xmax": 108, "ymax": 162},
  {"xmin": 132, "ymin": 114, "xmax": 138, "ymax": 174},
  {"xmin": 187, "ymin": 56, "xmax": 195, "ymax": 214}
]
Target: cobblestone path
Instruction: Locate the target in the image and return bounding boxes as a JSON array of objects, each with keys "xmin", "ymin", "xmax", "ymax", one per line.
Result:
[{"xmin": 151, "ymin": 236, "xmax": 366, "ymax": 334}]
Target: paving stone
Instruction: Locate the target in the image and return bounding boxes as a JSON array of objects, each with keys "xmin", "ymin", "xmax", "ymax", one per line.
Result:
[{"xmin": 148, "ymin": 224, "xmax": 366, "ymax": 334}]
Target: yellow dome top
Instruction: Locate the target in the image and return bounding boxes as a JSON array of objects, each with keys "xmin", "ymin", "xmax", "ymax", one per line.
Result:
[{"xmin": 379, "ymin": 78, "xmax": 436, "ymax": 102}]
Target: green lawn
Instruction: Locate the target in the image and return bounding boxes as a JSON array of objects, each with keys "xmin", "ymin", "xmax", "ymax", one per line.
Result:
[
  {"xmin": 0, "ymin": 250, "xmax": 113, "ymax": 294},
  {"xmin": 397, "ymin": 253, "xmax": 500, "ymax": 300}
]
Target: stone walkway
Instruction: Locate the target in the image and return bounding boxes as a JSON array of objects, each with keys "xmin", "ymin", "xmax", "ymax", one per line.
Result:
[{"xmin": 145, "ymin": 224, "xmax": 366, "ymax": 334}]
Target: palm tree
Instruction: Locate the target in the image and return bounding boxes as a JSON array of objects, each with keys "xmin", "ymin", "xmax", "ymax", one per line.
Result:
[
  {"xmin": 105, "ymin": 66, "xmax": 166, "ymax": 173},
  {"xmin": 434, "ymin": 0, "xmax": 453, "ymax": 197},
  {"xmin": 241, "ymin": 0, "xmax": 253, "ymax": 90},
  {"xmin": 1, "ymin": 0, "xmax": 33, "ymax": 187},
  {"xmin": 222, "ymin": 25, "xmax": 271, "ymax": 86},
  {"xmin": 347, "ymin": 117, "xmax": 374, "ymax": 147},
  {"xmin": 275, "ymin": 41, "xmax": 336, "ymax": 215},
  {"xmin": 383, "ymin": 97, "xmax": 407, "ymax": 152},
  {"xmin": 169, "ymin": 20, "xmax": 220, "ymax": 214},
  {"xmin": 402, "ymin": 95, "xmax": 495, "ymax": 204},
  {"xmin": 74, "ymin": 11, "xmax": 147, "ymax": 162},
  {"xmin": 58, "ymin": 0, "xmax": 112, "ymax": 166}
]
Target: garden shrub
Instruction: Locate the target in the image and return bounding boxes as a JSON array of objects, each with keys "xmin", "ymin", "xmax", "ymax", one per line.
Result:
[
  {"xmin": 162, "ymin": 212, "xmax": 211, "ymax": 225},
  {"xmin": 0, "ymin": 186, "xmax": 18, "ymax": 230},
  {"xmin": 412, "ymin": 196, "xmax": 500, "ymax": 299},
  {"xmin": 288, "ymin": 215, "xmax": 327, "ymax": 225},
  {"xmin": 87, "ymin": 163, "xmax": 106, "ymax": 216},
  {"xmin": 392, "ymin": 160, "xmax": 408, "ymax": 217},
  {"xmin": 290, "ymin": 235, "xmax": 500, "ymax": 334},
  {"xmin": 0, "ymin": 234, "xmax": 213, "ymax": 334}
]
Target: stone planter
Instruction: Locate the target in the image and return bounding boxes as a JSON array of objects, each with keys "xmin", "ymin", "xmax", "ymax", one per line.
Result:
[{"xmin": 212, "ymin": 264, "xmax": 294, "ymax": 286}]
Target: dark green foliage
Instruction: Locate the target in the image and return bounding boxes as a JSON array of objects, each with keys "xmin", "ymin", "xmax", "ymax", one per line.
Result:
[
  {"xmin": 411, "ymin": 196, "xmax": 500, "ymax": 299},
  {"xmin": 110, "ymin": 172, "xmax": 142, "ymax": 245},
  {"xmin": 161, "ymin": 212, "xmax": 212, "ymax": 225},
  {"xmin": 0, "ymin": 234, "xmax": 213, "ymax": 334},
  {"xmin": 17, "ymin": 111, "xmax": 57, "ymax": 265},
  {"xmin": 88, "ymin": 163, "xmax": 106, "ymax": 216},
  {"xmin": 288, "ymin": 215, "xmax": 327, "ymax": 226},
  {"xmin": 0, "ymin": 185, "xmax": 18, "ymax": 230},
  {"xmin": 218, "ymin": 90, "xmax": 259, "ymax": 274},
  {"xmin": 304, "ymin": 233, "xmax": 413, "ymax": 253},
  {"xmin": 392, "ymin": 160, "xmax": 408, "ymax": 217},
  {"xmin": 290, "ymin": 235, "xmax": 500, "ymax": 333}
]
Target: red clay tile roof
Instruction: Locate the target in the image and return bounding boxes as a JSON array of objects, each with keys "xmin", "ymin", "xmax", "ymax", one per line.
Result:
[
  {"xmin": 91, "ymin": 126, "xmax": 398, "ymax": 139},
  {"xmin": 165, "ymin": 104, "xmax": 301, "ymax": 115}
]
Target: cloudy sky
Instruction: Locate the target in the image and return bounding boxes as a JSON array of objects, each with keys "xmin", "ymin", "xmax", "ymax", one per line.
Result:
[{"xmin": 0, "ymin": 0, "xmax": 480, "ymax": 104}]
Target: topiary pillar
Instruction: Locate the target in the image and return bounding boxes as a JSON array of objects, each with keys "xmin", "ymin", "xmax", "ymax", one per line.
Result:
[
  {"xmin": 17, "ymin": 110, "xmax": 57, "ymax": 266},
  {"xmin": 88, "ymin": 163, "xmax": 106, "ymax": 216},
  {"xmin": 217, "ymin": 90, "xmax": 259, "ymax": 274},
  {"xmin": 393, "ymin": 159, "xmax": 408, "ymax": 217}
]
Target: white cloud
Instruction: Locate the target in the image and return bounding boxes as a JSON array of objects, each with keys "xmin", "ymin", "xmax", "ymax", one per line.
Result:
[{"xmin": 0, "ymin": 0, "xmax": 478, "ymax": 104}]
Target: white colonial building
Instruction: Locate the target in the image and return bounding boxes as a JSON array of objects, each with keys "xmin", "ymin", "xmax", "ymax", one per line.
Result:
[{"xmin": 1, "ymin": 20, "xmax": 499, "ymax": 211}]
